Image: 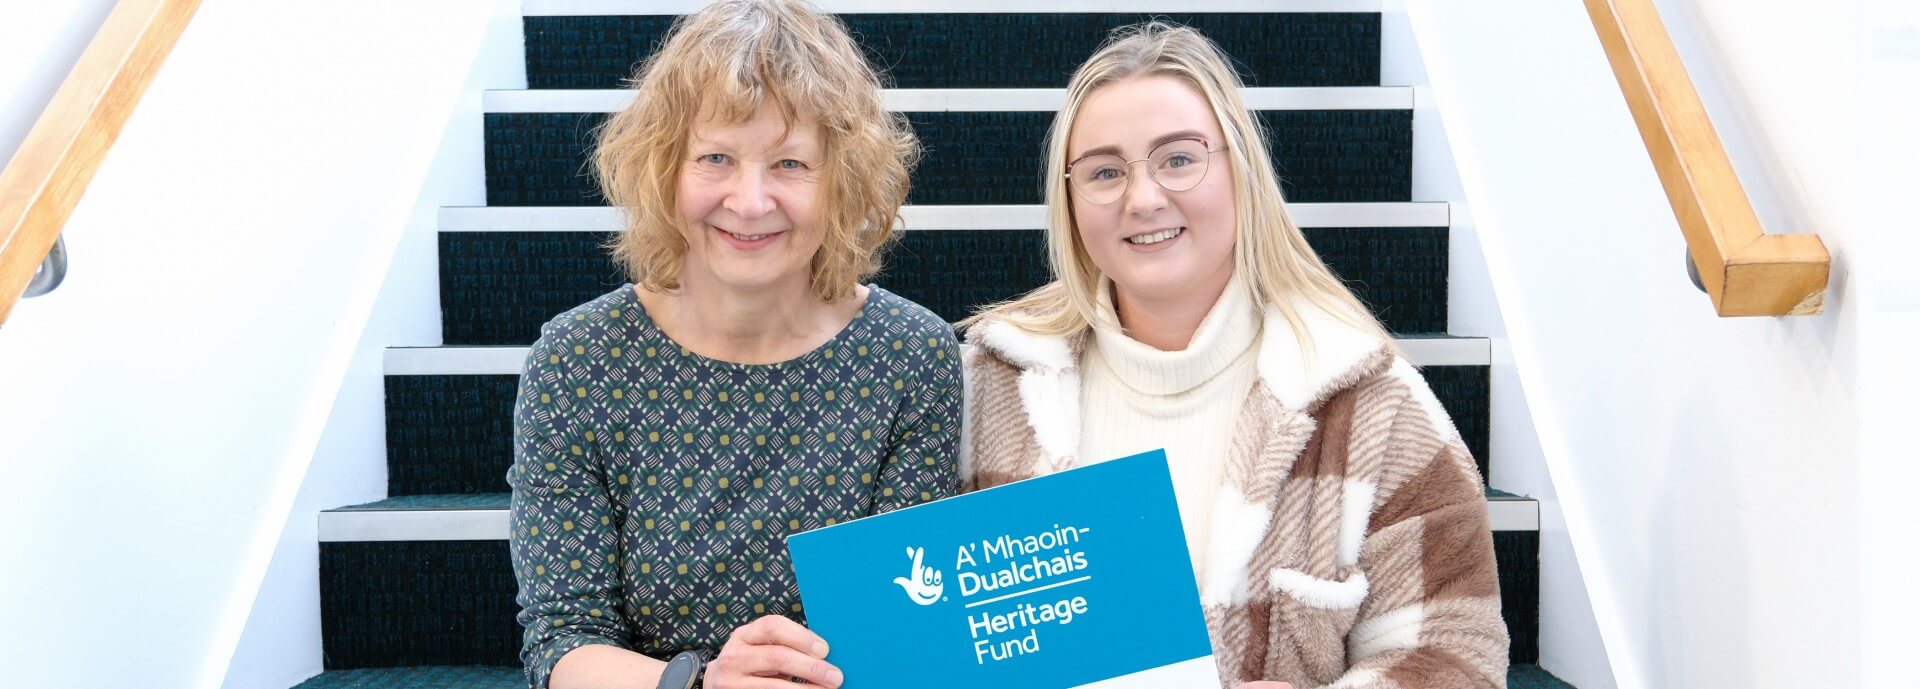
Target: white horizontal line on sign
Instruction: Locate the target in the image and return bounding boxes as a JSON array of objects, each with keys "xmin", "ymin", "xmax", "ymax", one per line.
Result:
[{"xmin": 964, "ymin": 575, "xmax": 1094, "ymax": 608}]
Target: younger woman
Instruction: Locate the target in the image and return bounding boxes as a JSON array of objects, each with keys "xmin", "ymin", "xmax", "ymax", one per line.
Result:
[{"xmin": 962, "ymin": 23, "xmax": 1509, "ymax": 689}]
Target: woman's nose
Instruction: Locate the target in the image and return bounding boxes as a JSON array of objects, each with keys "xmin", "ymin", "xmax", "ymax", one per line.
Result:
[
  {"xmin": 1120, "ymin": 165, "xmax": 1169, "ymax": 217},
  {"xmin": 724, "ymin": 168, "xmax": 777, "ymax": 219}
]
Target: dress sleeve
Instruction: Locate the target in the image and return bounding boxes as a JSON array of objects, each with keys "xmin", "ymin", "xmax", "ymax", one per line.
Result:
[
  {"xmin": 507, "ymin": 325, "xmax": 634, "ymax": 689},
  {"xmin": 872, "ymin": 320, "xmax": 964, "ymax": 514}
]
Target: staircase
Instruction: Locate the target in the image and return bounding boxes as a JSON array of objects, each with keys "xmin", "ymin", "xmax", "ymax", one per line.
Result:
[{"xmin": 292, "ymin": 2, "xmax": 1575, "ymax": 687}]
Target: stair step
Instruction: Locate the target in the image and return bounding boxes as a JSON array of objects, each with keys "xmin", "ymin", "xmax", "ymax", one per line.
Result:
[
  {"xmin": 519, "ymin": 9, "xmax": 1379, "ymax": 90},
  {"xmin": 434, "ymin": 204, "xmax": 1449, "ymax": 340},
  {"xmin": 486, "ymin": 109, "xmax": 1409, "ymax": 207},
  {"xmin": 484, "ymin": 86, "xmax": 1413, "ymax": 113},
  {"xmin": 322, "ymin": 494, "xmax": 508, "ymax": 542},
  {"xmin": 1510, "ymin": 664, "xmax": 1579, "ymax": 689},
  {"xmin": 379, "ymin": 349, "xmax": 1488, "ymax": 496},
  {"xmin": 312, "ymin": 525, "xmax": 1542, "ymax": 668},
  {"xmin": 439, "ymin": 203, "xmax": 1450, "ymax": 232},
  {"xmin": 524, "ymin": 0, "xmax": 1386, "ymax": 14},
  {"xmin": 384, "ymin": 336, "xmax": 1490, "ymax": 375},
  {"xmin": 291, "ymin": 665, "xmax": 521, "ymax": 689},
  {"xmin": 289, "ymin": 663, "xmax": 1573, "ymax": 688},
  {"xmin": 318, "ymin": 489, "xmax": 1536, "ymax": 542},
  {"xmin": 433, "ymin": 225, "xmax": 1446, "ymax": 342}
]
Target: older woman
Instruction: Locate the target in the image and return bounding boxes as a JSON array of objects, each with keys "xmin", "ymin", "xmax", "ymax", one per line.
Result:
[
  {"xmin": 962, "ymin": 23, "xmax": 1509, "ymax": 689},
  {"xmin": 506, "ymin": 2, "xmax": 960, "ymax": 689}
]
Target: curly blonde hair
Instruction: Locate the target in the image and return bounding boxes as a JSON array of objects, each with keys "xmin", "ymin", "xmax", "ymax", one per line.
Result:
[{"xmin": 592, "ymin": 0, "xmax": 920, "ymax": 302}]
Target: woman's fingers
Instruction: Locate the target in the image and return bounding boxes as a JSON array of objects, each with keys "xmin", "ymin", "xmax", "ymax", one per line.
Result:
[
  {"xmin": 715, "ymin": 678, "xmax": 830, "ymax": 689},
  {"xmin": 708, "ymin": 615, "xmax": 842, "ymax": 689},
  {"xmin": 725, "ymin": 643, "xmax": 843, "ymax": 686},
  {"xmin": 729, "ymin": 615, "xmax": 829, "ymax": 658}
]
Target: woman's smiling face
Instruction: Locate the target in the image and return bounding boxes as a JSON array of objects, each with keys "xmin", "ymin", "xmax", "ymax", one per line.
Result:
[
  {"xmin": 676, "ymin": 98, "xmax": 827, "ymax": 295},
  {"xmin": 1066, "ymin": 74, "xmax": 1238, "ymax": 307}
]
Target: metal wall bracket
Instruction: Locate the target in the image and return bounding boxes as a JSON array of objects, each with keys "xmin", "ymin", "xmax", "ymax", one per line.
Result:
[{"xmin": 23, "ymin": 235, "xmax": 68, "ymax": 298}]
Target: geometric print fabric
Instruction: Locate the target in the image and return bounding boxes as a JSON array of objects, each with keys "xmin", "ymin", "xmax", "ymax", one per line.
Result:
[{"xmin": 506, "ymin": 285, "xmax": 962, "ymax": 688}]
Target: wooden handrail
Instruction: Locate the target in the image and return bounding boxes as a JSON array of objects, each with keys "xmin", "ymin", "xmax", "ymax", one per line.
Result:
[
  {"xmin": 0, "ymin": 0, "xmax": 202, "ymax": 327},
  {"xmin": 1583, "ymin": 0, "xmax": 1828, "ymax": 316}
]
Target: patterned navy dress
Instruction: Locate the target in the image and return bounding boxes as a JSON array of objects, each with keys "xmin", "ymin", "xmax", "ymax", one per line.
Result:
[{"xmin": 507, "ymin": 285, "xmax": 962, "ymax": 688}]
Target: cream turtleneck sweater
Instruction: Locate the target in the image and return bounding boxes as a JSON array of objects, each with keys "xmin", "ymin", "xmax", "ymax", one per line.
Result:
[{"xmin": 1078, "ymin": 274, "xmax": 1262, "ymax": 581}]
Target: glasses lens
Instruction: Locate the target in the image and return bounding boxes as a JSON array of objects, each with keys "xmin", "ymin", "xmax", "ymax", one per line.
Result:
[
  {"xmin": 1150, "ymin": 139, "xmax": 1211, "ymax": 192},
  {"xmin": 1070, "ymin": 154, "xmax": 1129, "ymax": 205}
]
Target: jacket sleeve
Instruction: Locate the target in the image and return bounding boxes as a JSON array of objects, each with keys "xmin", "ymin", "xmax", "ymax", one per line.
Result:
[
  {"xmin": 507, "ymin": 325, "xmax": 634, "ymax": 689},
  {"xmin": 1317, "ymin": 364, "xmax": 1509, "ymax": 689},
  {"xmin": 873, "ymin": 321, "xmax": 964, "ymax": 514}
]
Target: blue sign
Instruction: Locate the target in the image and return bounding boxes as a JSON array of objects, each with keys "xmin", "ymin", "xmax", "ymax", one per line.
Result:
[{"xmin": 786, "ymin": 450, "xmax": 1220, "ymax": 688}]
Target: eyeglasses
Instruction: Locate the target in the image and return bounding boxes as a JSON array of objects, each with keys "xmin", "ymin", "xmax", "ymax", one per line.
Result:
[{"xmin": 1064, "ymin": 137, "xmax": 1227, "ymax": 206}]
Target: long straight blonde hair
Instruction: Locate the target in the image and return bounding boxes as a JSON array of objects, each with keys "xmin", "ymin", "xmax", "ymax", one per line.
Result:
[{"xmin": 965, "ymin": 22, "xmax": 1395, "ymax": 357}]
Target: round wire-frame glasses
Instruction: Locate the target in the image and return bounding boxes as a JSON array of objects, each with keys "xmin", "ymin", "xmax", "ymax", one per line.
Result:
[{"xmin": 1064, "ymin": 137, "xmax": 1228, "ymax": 205}]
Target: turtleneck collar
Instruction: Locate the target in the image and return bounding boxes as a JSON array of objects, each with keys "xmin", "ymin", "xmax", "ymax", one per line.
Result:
[{"xmin": 1089, "ymin": 271, "xmax": 1261, "ymax": 397}]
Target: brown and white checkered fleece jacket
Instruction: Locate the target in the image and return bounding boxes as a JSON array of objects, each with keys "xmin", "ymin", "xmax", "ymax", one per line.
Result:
[{"xmin": 959, "ymin": 300, "xmax": 1509, "ymax": 689}]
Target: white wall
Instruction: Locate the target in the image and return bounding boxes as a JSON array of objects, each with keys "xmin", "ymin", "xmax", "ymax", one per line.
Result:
[
  {"xmin": 1848, "ymin": 6, "xmax": 1920, "ymax": 688},
  {"xmin": 0, "ymin": 0, "xmax": 118, "ymax": 168},
  {"xmin": 1404, "ymin": 0, "xmax": 1918, "ymax": 687},
  {"xmin": 216, "ymin": 3, "xmax": 526, "ymax": 686},
  {"xmin": 1379, "ymin": 5, "xmax": 1616, "ymax": 687},
  {"xmin": 0, "ymin": 2, "xmax": 497, "ymax": 687}
]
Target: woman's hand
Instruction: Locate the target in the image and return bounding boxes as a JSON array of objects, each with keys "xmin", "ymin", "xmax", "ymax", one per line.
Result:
[
  {"xmin": 1236, "ymin": 682, "xmax": 1294, "ymax": 689},
  {"xmin": 705, "ymin": 615, "xmax": 843, "ymax": 688}
]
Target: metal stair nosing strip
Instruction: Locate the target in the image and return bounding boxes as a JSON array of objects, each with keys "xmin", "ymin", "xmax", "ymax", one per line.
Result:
[
  {"xmin": 437, "ymin": 203, "xmax": 1450, "ymax": 233},
  {"xmin": 317, "ymin": 494, "xmax": 1540, "ymax": 541},
  {"xmin": 482, "ymin": 86, "xmax": 1413, "ymax": 114},
  {"xmin": 318, "ymin": 494, "xmax": 1537, "ymax": 542},
  {"xmin": 383, "ymin": 335, "xmax": 1490, "ymax": 376},
  {"xmin": 520, "ymin": 0, "xmax": 1388, "ymax": 18}
]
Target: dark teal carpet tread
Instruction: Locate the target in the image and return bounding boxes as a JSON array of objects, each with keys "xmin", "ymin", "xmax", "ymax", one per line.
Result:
[
  {"xmin": 436, "ymin": 227, "xmax": 1445, "ymax": 344},
  {"xmin": 320, "ymin": 541, "xmax": 521, "ymax": 668},
  {"xmin": 289, "ymin": 664, "xmax": 1568, "ymax": 687},
  {"xmin": 523, "ymin": 13, "xmax": 1378, "ymax": 90},
  {"xmin": 1422, "ymin": 364, "xmax": 1490, "ymax": 479},
  {"xmin": 1487, "ymin": 487, "xmax": 1522, "ymax": 500},
  {"xmin": 384, "ymin": 363, "xmax": 1489, "ymax": 497},
  {"xmin": 385, "ymin": 374, "xmax": 519, "ymax": 495},
  {"xmin": 1510, "ymin": 664, "xmax": 1578, "ymax": 689},
  {"xmin": 1499, "ymin": 530, "xmax": 1541, "ymax": 664},
  {"xmin": 333, "ymin": 494, "xmax": 510, "ymax": 512},
  {"xmin": 484, "ymin": 110, "xmax": 1410, "ymax": 207},
  {"xmin": 291, "ymin": 665, "xmax": 520, "ymax": 689},
  {"xmin": 317, "ymin": 535, "xmax": 1536, "ymax": 667}
]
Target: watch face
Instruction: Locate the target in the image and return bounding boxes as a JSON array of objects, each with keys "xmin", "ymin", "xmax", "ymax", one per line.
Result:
[{"xmin": 659, "ymin": 652, "xmax": 699, "ymax": 689}]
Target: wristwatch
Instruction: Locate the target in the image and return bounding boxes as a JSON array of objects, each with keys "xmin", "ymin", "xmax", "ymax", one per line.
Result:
[{"xmin": 656, "ymin": 650, "xmax": 706, "ymax": 689}]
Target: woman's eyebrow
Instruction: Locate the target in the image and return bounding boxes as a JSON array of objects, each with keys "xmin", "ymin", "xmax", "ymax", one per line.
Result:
[
  {"xmin": 771, "ymin": 138, "xmax": 821, "ymax": 157},
  {"xmin": 1072, "ymin": 129, "xmax": 1209, "ymax": 160}
]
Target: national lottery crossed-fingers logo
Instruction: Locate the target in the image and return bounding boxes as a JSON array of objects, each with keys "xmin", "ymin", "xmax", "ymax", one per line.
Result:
[{"xmin": 891, "ymin": 546, "xmax": 944, "ymax": 606}]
